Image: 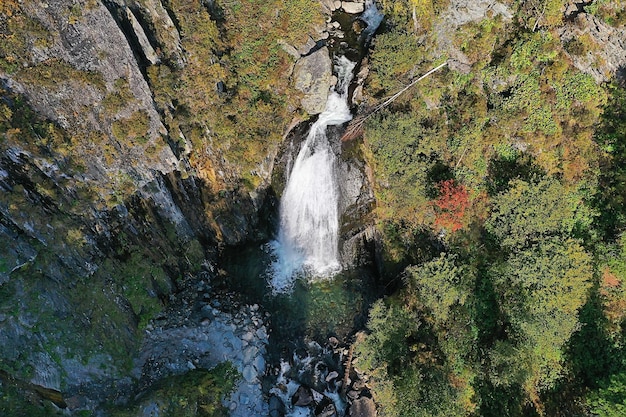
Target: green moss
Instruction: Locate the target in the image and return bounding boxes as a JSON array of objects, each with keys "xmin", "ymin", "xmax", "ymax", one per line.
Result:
[
  {"xmin": 0, "ymin": 10, "xmax": 51, "ymax": 69},
  {"xmin": 108, "ymin": 363, "xmax": 240, "ymax": 417},
  {"xmin": 102, "ymin": 78, "xmax": 136, "ymax": 115},
  {"xmin": 16, "ymin": 58, "xmax": 105, "ymax": 91},
  {"xmin": 111, "ymin": 111, "xmax": 150, "ymax": 144},
  {"xmin": 0, "ymin": 381, "xmax": 65, "ymax": 417}
]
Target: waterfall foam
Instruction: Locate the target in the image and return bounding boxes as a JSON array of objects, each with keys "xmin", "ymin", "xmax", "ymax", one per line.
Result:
[{"xmin": 269, "ymin": 57, "xmax": 356, "ymax": 293}]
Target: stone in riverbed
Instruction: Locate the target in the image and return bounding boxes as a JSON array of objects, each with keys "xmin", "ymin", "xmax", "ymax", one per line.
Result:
[
  {"xmin": 253, "ymin": 354, "xmax": 265, "ymax": 373},
  {"xmin": 316, "ymin": 396, "xmax": 338, "ymax": 417},
  {"xmin": 320, "ymin": 0, "xmax": 339, "ymax": 12},
  {"xmin": 243, "ymin": 365, "xmax": 256, "ymax": 383},
  {"xmin": 342, "ymin": 1, "xmax": 365, "ymax": 14},
  {"xmin": 243, "ymin": 345, "xmax": 258, "ymax": 363},
  {"xmin": 325, "ymin": 370, "xmax": 339, "ymax": 382},
  {"xmin": 291, "ymin": 385, "xmax": 315, "ymax": 407},
  {"xmin": 269, "ymin": 395, "xmax": 286, "ymax": 417}
]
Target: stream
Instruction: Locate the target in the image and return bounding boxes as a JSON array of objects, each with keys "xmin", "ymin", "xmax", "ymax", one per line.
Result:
[{"xmin": 216, "ymin": 2, "xmax": 384, "ymax": 416}]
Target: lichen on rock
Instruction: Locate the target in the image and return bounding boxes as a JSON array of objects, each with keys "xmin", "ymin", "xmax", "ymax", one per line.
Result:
[{"xmin": 293, "ymin": 46, "xmax": 333, "ymax": 115}]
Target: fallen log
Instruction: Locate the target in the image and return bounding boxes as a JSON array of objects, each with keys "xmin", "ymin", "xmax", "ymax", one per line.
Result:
[{"xmin": 342, "ymin": 61, "xmax": 448, "ymax": 142}]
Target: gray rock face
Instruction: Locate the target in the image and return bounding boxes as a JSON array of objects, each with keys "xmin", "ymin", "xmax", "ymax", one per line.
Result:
[
  {"xmin": 293, "ymin": 47, "xmax": 333, "ymax": 114},
  {"xmin": 559, "ymin": 13, "xmax": 626, "ymax": 83},
  {"xmin": 434, "ymin": 0, "xmax": 513, "ymax": 72},
  {"xmin": 342, "ymin": 1, "xmax": 365, "ymax": 14},
  {"xmin": 125, "ymin": 0, "xmax": 185, "ymax": 67},
  {"xmin": 12, "ymin": 0, "xmax": 177, "ymax": 190},
  {"xmin": 444, "ymin": 0, "xmax": 512, "ymax": 27},
  {"xmin": 125, "ymin": 6, "xmax": 159, "ymax": 65},
  {"xmin": 135, "ymin": 302, "xmax": 269, "ymax": 417}
]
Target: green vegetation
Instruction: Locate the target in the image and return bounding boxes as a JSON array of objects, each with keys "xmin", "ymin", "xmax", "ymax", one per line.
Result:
[
  {"xmin": 355, "ymin": 0, "xmax": 626, "ymax": 415},
  {"xmin": 0, "ymin": 362, "xmax": 239, "ymax": 417},
  {"xmin": 111, "ymin": 111, "xmax": 150, "ymax": 144},
  {"xmin": 107, "ymin": 362, "xmax": 240, "ymax": 417},
  {"xmin": 16, "ymin": 58, "xmax": 106, "ymax": 91},
  {"xmin": 145, "ymin": 0, "xmax": 326, "ymax": 189}
]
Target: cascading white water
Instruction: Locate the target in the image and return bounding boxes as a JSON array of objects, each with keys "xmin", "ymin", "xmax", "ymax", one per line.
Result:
[{"xmin": 269, "ymin": 57, "xmax": 356, "ymax": 293}]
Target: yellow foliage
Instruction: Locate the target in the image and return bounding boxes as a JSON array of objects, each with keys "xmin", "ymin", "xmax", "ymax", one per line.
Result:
[
  {"xmin": 0, "ymin": 0, "xmax": 20, "ymax": 17},
  {"xmin": 111, "ymin": 111, "xmax": 150, "ymax": 144}
]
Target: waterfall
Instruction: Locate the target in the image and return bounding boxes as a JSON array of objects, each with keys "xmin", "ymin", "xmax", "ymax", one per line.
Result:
[{"xmin": 269, "ymin": 57, "xmax": 356, "ymax": 293}]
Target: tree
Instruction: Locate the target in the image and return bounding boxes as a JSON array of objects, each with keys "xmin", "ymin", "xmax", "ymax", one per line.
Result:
[
  {"xmin": 588, "ymin": 372, "xmax": 626, "ymax": 417},
  {"xmin": 486, "ymin": 178, "xmax": 592, "ymax": 250},
  {"xmin": 593, "ymin": 84, "xmax": 626, "ymax": 240},
  {"xmin": 432, "ymin": 180, "xmax": 470, "ymax": 233},
  {"xmin": 493, "ymin": 237, "xmax": 593, "ymax": 397},
  {"xmin": 406, "ymin": 252, "xmax": 472, "ymax": 325}
]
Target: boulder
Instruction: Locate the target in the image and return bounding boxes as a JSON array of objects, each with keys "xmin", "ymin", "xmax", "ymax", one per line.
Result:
[
  {"xmin": 349, "ymin": 397, "xmax": 376, "ymax": 417},
  {"xmin": 292, "ymin": 385, "xmax": 316, "ymax": 407},
  {"xmin": 320, "ymin": 0, "xmax": 339, "ymax": 12},
  {"xmin": 315, "ymin": 396, "xmax": 338, "ymax": 417},
  {"xmin": 269, "ymin": 395, "xmax": 286, "ymax": 417},
  {"xmin": 325, "ymin": 370, "xmax": 340, "ymax": 383},
  {"xmin": 293, "ymin": 47, "xmax": 333, "ymax": 115},
  {"xmin": 342, "ymin": 1, "xmax": 365, "ymax": 14}
]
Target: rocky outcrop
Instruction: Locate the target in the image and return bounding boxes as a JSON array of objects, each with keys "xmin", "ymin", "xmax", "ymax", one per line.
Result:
[
  {"xmin": 125, "ymin": 0, "xmax": 185, "ymax": 68},
  {"xmin": 293, "ymin": 47, "xmax": 334, "ymax": 114},
  {"xmin": 341, "ymin": 1, "xmax": 365, "ymax": 14},
  {"xmin": 0, "ymin": 1, "xmax": 269, "ymax": 412},
  {"xmin": 559, "ymin": 12, "xmax": 626, "ymax": 83},
  {"xmin": 434, "ymin": 0, "xmax": 513, "ymax": 72},
  {"xmin": 7, "ymin": 0, "xmax": 176, "ymax": 190},
  {"xmin": 136, "ymin": 299, "xmax": 269, "ymax": 417},
  {"xmin": 268, "ymin": 339, "xmax": 376, "ymax": 417},
  {"xmin": 125, "ymin": 6, "xmax": 160, "ymax": 65},
  {"xmin": 444, "ymin": 0, "xmax": 513, "ymax": 26},
  {"xmin": 321, "ymin": 0, "xmax": 366, "ymax": 14}
]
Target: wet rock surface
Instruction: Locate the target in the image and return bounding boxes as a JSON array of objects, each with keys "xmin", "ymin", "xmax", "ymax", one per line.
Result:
[
  {"xmin": 267, "ymin": 339, "xmax": 376, "ymax": 417},
  {"xmin": 559, "ymin": 12, "xmax": 626, "ymax": 83},
  {"xmin": 133, "ymin": 282, "xmax": 270, "ymax": 417}
]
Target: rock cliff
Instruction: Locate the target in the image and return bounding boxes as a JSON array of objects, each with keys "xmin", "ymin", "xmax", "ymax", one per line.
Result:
[
  {"xmin": 0, "ymin": 0, "xmax": 333, "ymax": 412},
  {"xmin": 2, "ymin": 0, "xmax": 625, "ymax": 415}
]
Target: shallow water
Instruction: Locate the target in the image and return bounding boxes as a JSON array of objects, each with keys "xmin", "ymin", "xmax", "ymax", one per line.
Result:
[{"xmin": 218, "ymin": 241, "xmax": 377, "ymax": 358}]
